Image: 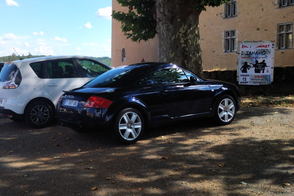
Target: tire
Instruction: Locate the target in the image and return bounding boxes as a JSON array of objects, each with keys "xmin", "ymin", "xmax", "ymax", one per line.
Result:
[
  {"xmin": 214, "ymin": 95, "xmax": 236, "ymax": 125},
  {"xmin": 113, "ymin": 108, "xmax": 144, "ymax": 144},
  {"xmin": 25, "ymin": 101, "xmax": 54, "ymax": 128}
]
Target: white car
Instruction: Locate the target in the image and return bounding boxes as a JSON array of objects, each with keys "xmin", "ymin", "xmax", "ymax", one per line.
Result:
[{"xmin": 0, "ymin": 55, "xmax": 111, "ymax": 128}]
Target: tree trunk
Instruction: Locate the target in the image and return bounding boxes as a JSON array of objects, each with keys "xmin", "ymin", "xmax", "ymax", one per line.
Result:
[{"xmin": 156, "ymin": 0, "xmax": 203, "ymax": 77}]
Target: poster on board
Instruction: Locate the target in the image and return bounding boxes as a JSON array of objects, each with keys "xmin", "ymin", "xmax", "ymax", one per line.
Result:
[{"xmin": 238, "ymin": 41, "xmax": 274, "ymax": 85}]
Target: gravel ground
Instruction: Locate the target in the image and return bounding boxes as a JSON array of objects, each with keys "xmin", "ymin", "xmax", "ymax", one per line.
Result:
[{"xmin": 0, "ymin": 107, "xmax": 294, "ymax": 196}]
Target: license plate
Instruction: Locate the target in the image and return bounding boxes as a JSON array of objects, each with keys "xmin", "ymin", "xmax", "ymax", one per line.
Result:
[{"xmin": 63, "ymin": 99, "xmax": 78, "ymax": 107}]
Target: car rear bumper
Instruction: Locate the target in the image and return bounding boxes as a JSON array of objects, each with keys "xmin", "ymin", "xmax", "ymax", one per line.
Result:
[
  {"xmin": 58, "ymin": 118, "xmax": 109, "ymax": 132},
  {"xmin": 0, "ymin": 107, "xmax": 24, "ymax": 120},
  {"xmin": 57, "ymin": 106, "xmax": 112, "ymax": 131}
]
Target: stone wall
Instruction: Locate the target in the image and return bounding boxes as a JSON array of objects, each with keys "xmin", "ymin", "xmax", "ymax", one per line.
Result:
[{"xmin": 203, "ymin": 67, "xmax": 294, "ymax": 96}]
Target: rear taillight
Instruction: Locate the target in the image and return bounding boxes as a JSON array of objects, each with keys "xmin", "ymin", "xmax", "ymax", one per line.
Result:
[
  {"xmin": 84, "ymin": 96, "xmax": 112, "ymax": 108},
  {"xmin": 3, "ymin": 82, "xmax": 18, "ymax": 89}
]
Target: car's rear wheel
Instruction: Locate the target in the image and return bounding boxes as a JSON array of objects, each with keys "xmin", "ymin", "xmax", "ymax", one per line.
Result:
[
  {"xmin": 215, "ymin": 95, "xmax": 236, "ymax": 125},
  {"xmin": 113, "ymin": 108, "xmax": 144, "ymax": 144},
  {"xmin": 25, "ymin": 101, "xmax": 54, "ymax": 128}
]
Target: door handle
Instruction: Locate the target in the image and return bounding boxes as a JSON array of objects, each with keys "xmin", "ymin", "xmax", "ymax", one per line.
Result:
[
  {"xmin": 161, "ymin": 89, "xmax": 168, "ymax": 95},
  {"xmin": 48, "ymin": 83, "xmax": 58, "ymax": 87}
]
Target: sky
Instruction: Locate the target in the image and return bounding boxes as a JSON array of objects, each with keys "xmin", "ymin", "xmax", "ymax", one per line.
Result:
[{"xmin": 0, "ymin": 0, "xmax": 112, "ymax": 58}]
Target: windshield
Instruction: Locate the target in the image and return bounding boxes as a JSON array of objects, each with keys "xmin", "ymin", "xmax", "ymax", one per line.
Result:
[
  {"xmin": 0, "ymin": 63, "xmax": 18, "ymax": 82},
  {"xmin": 84, "ymin": 67, "xmax": 132, "ymax": 88}
]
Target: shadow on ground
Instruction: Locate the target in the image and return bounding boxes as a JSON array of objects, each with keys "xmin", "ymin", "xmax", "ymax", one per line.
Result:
[{"xmin": 0, "ymin": 107, "xmax": 293, "ymax": 195}]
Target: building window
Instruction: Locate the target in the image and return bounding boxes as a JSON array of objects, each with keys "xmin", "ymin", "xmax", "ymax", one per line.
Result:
[
  {"xmin": 224, "ymin": 30, "xmax": 236, "ymax": 52},
  {"xmin": 225, "ymin": 0, "xmax": 237, "ymax": 18},
  {"xmin": 277, "ymin": 23, "xmax": 293, "ymax": 49},
  {"xmin": 279, "ymin": 0, "xmax": 294, "ymax": 7},
  {"xmin": 122, "ymin": 48, "xmax": 126, "ymax": 62}
]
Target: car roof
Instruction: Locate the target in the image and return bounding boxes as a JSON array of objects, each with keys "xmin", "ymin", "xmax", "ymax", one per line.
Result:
[
  {"xmin": 126, "ymin": 62, "xmax": 174, "ymax": 72},
  {"xmin": 128, "ymin": 62, "xmax": 169, "ymax": 67},
  {"xmin": 10, "ymin": 55, "xmax": 110, "ymax": 67},
  {"xmin": 110, "ymin": 62, "xmax": 173, "ymax": 75},
  {"xmin": 84, "ymin": 62, "xmax": 173, "ymax": 88},
  {"xmin": 118, "ymin": 62, "xmax": 180, "ymax": 84}
]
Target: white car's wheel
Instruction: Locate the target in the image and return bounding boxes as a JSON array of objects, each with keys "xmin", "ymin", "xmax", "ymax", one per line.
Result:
[{"xmin": 25, "ymin": 101, "xmax": 53, "ymax": 128}]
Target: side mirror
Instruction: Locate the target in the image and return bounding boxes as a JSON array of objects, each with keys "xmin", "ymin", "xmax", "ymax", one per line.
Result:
[{"xmin": 190, "ymin": 76, "xmax": 196, "ymax": 84}]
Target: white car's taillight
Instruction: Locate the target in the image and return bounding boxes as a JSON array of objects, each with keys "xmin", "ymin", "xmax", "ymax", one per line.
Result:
[{"xmin": 3, "ymin": 82, "xmax": 18, "ymax": 89}]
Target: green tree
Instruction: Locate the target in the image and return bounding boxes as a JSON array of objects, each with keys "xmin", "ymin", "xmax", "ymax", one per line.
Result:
[
  {"xmin": 97, "ymin": 57, "xmax": 111, "ymax": 66},
  {"xmin": 11, "ymin": 53, "xmax": 17, "ymax": 61},
  {"xmin": 113, "ymin": 0, "xmax": 227, "ymax": 76},
  {"xmin": 28, "ymin": 52, "xmax": 33, "ymax": 58}
]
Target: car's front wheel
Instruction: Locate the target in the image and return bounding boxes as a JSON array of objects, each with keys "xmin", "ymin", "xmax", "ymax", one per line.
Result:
[
  {"xmin": 214, "ymin": 95, "xmax": 236, "ymax": 125},
  {"xmin": 113, "ymin": 108, "xmax": 144, "ymax": 144},
  {"xmin": 25, "ymin": 101, "xmax": 54, "ymax": 128}
]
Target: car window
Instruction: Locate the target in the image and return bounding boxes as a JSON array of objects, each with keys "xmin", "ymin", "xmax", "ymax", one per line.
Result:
[
  {"xmin": 84, "ymin": 67, "xmax": 132, "ymax": 87},
  {"xmin": 77, "ymin": 59, "xmax": 109, "ymax": 77},
  {"xmin": 30, "ymin": 62, "xmax": 43, "ymax": 78},
  {"xmin": 62, "ymin": 64, "xmax": 76, "ymax": 78},
  {"xmin": 46, "ymin": 60, "xmax": 76, "ymax": 78},
  {"xmin": 0, "ymin": 63, "xmax": 19, "ymax": 82},
  {"xmin": 0, "ymin": 63, "xmax": 22, "ymax": 88},
  {"xmin": 138, "ymin": 68, "xmax": 189, "ymax": 85},
  {"xmin": 183, "ymin": 69, "xmax": 202, "ymax": 82}
]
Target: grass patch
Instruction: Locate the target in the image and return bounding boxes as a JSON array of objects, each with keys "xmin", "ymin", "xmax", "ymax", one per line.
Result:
[{"xmin": 241, "ymin": 95, "xmax": 294, "ymax": 108}]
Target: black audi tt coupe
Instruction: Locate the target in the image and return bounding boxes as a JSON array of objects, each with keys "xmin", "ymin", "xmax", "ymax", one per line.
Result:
[{"xmin": 57, "ymin": 62, "xmax": 241, "ymax": 144}]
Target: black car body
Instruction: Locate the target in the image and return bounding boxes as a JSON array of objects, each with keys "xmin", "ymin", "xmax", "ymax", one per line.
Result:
[{"xmin": 57, "ymin": 62, "xmax": 240, "ymax": 144}]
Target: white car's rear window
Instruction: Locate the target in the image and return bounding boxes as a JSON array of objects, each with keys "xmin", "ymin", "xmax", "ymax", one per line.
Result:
[{"xmin": 0, "ymin": 63, "xmax": 18, "ymax": 82}]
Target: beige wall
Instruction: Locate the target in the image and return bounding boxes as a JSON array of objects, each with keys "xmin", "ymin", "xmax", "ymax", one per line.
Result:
[
  {"xmin": 111, "ymin": 0, "xmax": 158, "ymax": 67},
  {"xmin": 112, "ymin": 0, "xmax": 294, "ymax": 70},
  {"xmin": 200, "ymin": 0, "xmax": 294, "ymax": 70}
]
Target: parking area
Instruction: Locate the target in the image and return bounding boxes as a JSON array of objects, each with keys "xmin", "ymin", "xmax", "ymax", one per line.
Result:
[{"xmin": 0, "ymin": 107, "xmax": 294, "ymax": 196}]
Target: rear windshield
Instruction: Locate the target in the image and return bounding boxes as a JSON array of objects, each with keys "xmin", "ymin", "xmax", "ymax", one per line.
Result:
[
  {"xmin": 84, "ymin": 67, "xmax": 132, "ymax": 88},
  {"xmin": 0, "ymin": 63, "xmax": 19, "ymax": 82}
]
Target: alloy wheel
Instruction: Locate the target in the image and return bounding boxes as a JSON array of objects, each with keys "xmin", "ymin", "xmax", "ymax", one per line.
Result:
[
  {"xmin": 29, "ymin": 104, "xmax": 50, "ymax": 125},
  {"xmin": 218, "ymin": 97, "xmax": 235, "ymax": 123},
  {"xmin": 118, "ymin": 111, "xmax": 142, "ymax": 141}
]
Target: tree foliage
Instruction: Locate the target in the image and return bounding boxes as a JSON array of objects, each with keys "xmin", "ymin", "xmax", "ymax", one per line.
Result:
[
  {"xmin": 0, "ymin": 54, "xmax": 45, "ymax": 62},
  {"xmin": 97, "ymin": 57, "xmax": 111, "ymax": 66},
  {"xmin": 112, "ymin": 0, "xmax": 157, "ymax": 42},
  {"xmin": 113, "ymin": 0, "xmax": 227, "ymax": 42}
]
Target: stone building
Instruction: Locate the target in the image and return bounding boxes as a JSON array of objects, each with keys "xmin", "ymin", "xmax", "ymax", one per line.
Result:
[{"xmin": 111, "ymin": 0, "xmax": 294, "ymax": 71}]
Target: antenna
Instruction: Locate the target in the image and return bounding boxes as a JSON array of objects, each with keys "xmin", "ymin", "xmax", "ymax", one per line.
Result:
[{"xmin": 13, "ymin": 48, "xmax": 23, "ymax": 60}]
